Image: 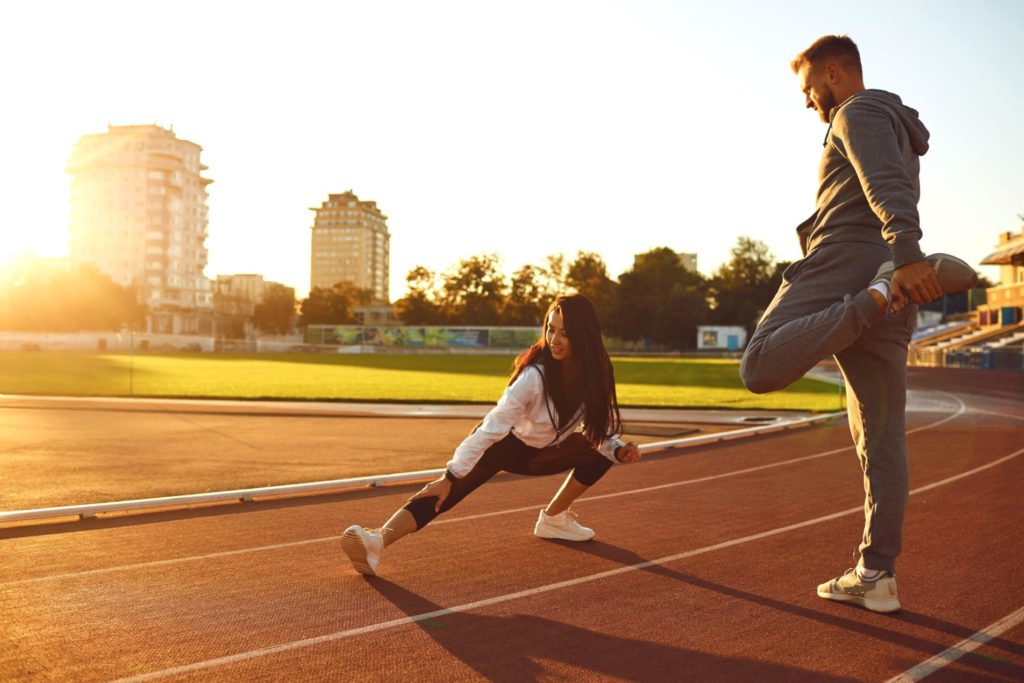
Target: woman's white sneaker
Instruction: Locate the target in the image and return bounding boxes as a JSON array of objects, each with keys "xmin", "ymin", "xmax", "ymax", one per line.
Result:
[
  {"xmin": 341, "ymin": 525, "xmax": 383, "ymax": 576},
  {"xmin": 534, "ymin": 508, "xmax": 595, "ymax": 541}
]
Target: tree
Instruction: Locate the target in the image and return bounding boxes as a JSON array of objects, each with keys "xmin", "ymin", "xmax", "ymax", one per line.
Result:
[
  {"xmin": 502, "ymin": 254, "xmax": 570, "ymax": 326},
  {"xmin": 0, "ymin": 260, "xmax": 144, "ymax": 332},
  {"xmin": 440, "ymin": 254, "xmax": 508, "ymax": 325},
  {"xmin": 253, "ymin": 283, "xmax": 296, "ymax": 334},
  {"xmin": 299, "ymin": 281, "xmax": 372, "ymax": 327},
  {"xmin": 709, "ymin": 237, "xmax": 783, "ymax": 335},
  {"xmin": 610, "ymin": 247, "xmax": 708, "ymax": 349},
  {"xmin": 504, "ymin": 263, "xmax": 552, "ymax": 325},
  {"xmin": 565, "ymin": 251, "xmax": 618, "ymax": 329},
  {"xmin": 394, "ymin": 266, "xmax": 446, "ymax": 325}
]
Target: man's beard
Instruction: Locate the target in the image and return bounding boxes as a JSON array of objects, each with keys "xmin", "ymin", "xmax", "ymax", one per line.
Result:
[{"xmin": 817, "ymin": 89, "xmax": 837, "ymax": 122}]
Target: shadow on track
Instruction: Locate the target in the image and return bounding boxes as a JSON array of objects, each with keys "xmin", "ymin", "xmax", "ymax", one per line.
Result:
[
  {"xmin": 368, "ymin": 577, "xmax": 854, "ymax": 682},
  {"xmin": 556, "ymin": 541, "xmax": 1024, "ymax": 680}
]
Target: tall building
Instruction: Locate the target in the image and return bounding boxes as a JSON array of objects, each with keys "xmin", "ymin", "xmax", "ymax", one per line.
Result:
[
  {"xmin": 310, "ymin": 190, "xmax": 390, "ymax": 303},
  {"xmin": 67, "ymin": 124, "xmax": 214, "ymax": 333}
]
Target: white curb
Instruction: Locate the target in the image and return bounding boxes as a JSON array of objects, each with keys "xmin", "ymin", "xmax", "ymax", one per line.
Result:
[{"xmin": 0, "ymin": 412, "xmax": 844, "ymax": 524}]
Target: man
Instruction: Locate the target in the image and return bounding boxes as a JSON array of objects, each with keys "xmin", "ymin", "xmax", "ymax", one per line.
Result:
[{"xmin": 739, "ymin": 35, "xmax": 977, "ymax": 613}]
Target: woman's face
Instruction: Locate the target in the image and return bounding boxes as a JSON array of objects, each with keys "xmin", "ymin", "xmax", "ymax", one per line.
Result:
[{"xmin": 546, "ymin": 308, "xmax": 571, "ymax": 361}]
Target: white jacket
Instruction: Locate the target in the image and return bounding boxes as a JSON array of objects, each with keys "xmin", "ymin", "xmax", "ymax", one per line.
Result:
[{"xmin": 445, "ymin": 364, "xmax": 625, "ymax": 478}]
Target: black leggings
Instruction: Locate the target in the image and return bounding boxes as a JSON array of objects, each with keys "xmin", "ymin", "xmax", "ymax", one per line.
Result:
[{"xmin": 403, "ymin": 432, "xmax": 613, "ymax": 530}]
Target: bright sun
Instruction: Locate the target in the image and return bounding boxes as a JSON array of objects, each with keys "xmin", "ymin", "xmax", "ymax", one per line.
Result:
[{"xmin": 0, "ymin": 175, "xmax": 71, "ymax": 272}]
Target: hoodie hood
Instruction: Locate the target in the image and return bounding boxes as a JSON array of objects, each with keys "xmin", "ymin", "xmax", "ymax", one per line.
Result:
[{"xmin": 833, "ymin": 89, "xmax": 930, "ymax": 156}]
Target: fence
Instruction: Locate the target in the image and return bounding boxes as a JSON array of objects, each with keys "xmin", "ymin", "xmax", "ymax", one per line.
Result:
[{"xmin": 305, "ymin": 325, "xmax": 540, "ymax": 351}]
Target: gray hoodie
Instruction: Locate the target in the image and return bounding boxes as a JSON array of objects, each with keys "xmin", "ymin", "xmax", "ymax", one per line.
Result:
[{"xmin": 796, "ymin": 89, "xmax": 930, "ymax": 268}]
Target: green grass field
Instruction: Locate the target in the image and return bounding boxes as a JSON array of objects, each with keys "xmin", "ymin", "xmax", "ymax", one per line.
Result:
[{"xmin": 0, "ymin": 351, "xmax": 842, "ymax": 411}]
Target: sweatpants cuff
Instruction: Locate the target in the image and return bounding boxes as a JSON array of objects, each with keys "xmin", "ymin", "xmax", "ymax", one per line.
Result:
[{"xmin": 861, "ymin": 552, "xmax": 896, "ymax": 574}]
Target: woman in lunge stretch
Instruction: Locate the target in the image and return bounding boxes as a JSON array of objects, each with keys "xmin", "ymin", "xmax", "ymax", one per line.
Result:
[{"xmin": 340, "ymin": 293, "xmax": 642, "ymax": 576}]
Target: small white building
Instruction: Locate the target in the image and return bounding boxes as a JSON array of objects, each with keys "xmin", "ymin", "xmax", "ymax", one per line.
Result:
[{"xmin": 697, "ymin": 325, "xmax": 747, "ymax": 351}]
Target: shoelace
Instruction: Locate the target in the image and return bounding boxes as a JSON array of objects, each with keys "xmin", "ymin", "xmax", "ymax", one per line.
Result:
[{"xmin": 564, "ymin": 510, "xmax": 586, "ymax": 527}]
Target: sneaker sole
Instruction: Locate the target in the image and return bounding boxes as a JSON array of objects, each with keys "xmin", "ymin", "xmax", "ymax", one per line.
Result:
[
  {"xmin": 928, "ymin": 253, "xmax": 979, "ymax": 293},
  {"xmin": 341, "ymin": 528, "xmax": 376, "ymax": 576},
  {"xmin": 816, "ymin": 588, "xmax": 901, "ymax": 613},
  {"xmin": 533, "ymin": 526, "xmax": 594, "ymax": 542}
]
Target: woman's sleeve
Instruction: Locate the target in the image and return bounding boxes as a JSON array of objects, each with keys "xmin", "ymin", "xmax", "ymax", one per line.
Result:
[
  {"xmin": 444, "ymin": 366, "xmax": 543, "ymax": 478},
  {"xmin": 579, "ymin": 411, "xmax": 626, "ymax": 464},
  {"xmin": 597, "ymin": 432, "xmax": 627, "ymax": 463}
]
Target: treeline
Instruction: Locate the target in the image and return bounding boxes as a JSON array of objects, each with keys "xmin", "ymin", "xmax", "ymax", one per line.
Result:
[
  {"xmin": 391, "ymin": 237, "xmax": 789, "ymax": 350},
  {"xmin": 0, "ymin": 237, "xmax": 789, "ymax": 350},
  {"xmin": 0, "ymin": 262, "xmax": 146, "ymax": 332}
]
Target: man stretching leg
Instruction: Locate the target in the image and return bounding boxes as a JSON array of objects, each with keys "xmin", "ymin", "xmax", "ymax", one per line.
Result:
[{"xmin": 740, "ymin": 35, "xmax": 978, "ymax": 613}]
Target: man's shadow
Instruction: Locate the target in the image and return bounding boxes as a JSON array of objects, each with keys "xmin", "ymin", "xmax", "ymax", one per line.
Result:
[
  {"xmin": 554, "ymin": 541, "xmax": 1024, "ymax": 679},
  {"xmin": 368, "ymin": 579, "xmax": 855, "ymax": 682}
]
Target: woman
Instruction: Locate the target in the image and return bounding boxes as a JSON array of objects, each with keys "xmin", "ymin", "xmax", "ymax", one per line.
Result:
[{"xmin": 341, "ymin": 294, "xmax": 642, "ymax": 576}]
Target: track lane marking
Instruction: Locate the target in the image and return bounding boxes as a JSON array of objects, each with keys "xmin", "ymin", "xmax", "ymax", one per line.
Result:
[
  {"xmin": 0, "ymin": 395, "xmax": 974, "ymax": 589},
  {"xmin": 108, "ymin": 444, "xmax": 1024, "ymax": 683},
  {"xmin": 885, "ymin": 606, "xmax": 1024, "ymax": 682},
  {"xmin": 969, "ymin": 408, "xmax": 1024, "ymax": 421},
  {"xmin": 1, "ymin": 396, "xmax": 971, "ymax": 588}
]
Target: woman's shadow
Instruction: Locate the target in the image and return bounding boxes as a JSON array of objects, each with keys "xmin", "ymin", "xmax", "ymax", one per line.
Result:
[
  {"xmin": 365, "ymin": 539, "xmax": 1023, "ymax": 682},
  {"xmin": 368, "ymin": 576, "xmax": 856, "ymax": 682}
]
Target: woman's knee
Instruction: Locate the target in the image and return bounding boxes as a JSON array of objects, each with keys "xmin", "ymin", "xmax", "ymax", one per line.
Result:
[{"xmin": 572, "ymin": 453, "xmax": 613, "ymax": 486}]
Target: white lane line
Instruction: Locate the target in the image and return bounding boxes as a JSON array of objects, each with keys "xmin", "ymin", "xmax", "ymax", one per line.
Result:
[
  {"xmin": 109, "ymin": 445, "xmax": 1024, "ymax": 683},
  {"xmin": 0, "ymin": 538, "xmax": 329, "ymax": 588},
  {"xmin": 910, "ymin": 392, "xmax": 965, "ymax": 434},
  {"xmin": 885, "ymin": 606, "xmax": 1024, "ymax": 682},
  {"xmin": 0, "ymin": 394, "xmax": 973, "ymax": 588},
  {"xmin": 969, "ymin": 408, "xmax": 1024, "ymax": 421}
]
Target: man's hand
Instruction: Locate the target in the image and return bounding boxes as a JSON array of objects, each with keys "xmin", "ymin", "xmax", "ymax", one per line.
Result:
[
  {"xmin": 891, "ymin": 260, "xmax": 943, "ymax": 310},
  {"xmin": 407, "ymin": 476, "xmax": 453, "ymax": 512},
  {"xmin": 615, "ymin": 442, "xmax": 641, "ymax": 463}
]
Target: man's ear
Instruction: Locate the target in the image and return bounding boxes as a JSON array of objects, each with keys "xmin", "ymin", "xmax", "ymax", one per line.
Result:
[{"xmin": 824, "ymin": 61, "xmax": 841, "ymax": 84}]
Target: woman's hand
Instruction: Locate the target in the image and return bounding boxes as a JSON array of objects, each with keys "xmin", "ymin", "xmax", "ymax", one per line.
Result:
[
  {"xmin": 407, "ymin": 476, "xmax": 453, "ymax": 512},
  {"xmin": 615, "ymin": 442, "xmax": 641, "ymax": 463}
]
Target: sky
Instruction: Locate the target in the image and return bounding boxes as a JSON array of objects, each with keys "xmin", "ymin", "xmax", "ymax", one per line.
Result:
[{"xmin": 0, "ymin": 0, "xmax": 1021, "ymax": 300}]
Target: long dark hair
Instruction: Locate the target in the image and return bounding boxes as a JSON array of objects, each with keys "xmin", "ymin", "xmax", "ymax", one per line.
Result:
[{"xmin": 510, "ymin": 293, "xmax": 622, "ymax": 447}]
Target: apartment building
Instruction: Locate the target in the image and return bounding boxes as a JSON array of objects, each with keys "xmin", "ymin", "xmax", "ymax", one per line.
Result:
[
  {"xmin": 310, "ymin": 190, "xmax": 390, "ymax": 303},
  {"xmin": 67, "ymin": 124, "xmax": 213, "ymax": 333}
]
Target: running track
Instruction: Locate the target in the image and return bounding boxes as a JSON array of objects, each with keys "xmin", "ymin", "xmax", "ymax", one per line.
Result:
[{"xmin": 2, "ymin": 369, "xmax": 1022, "ymax": 681}]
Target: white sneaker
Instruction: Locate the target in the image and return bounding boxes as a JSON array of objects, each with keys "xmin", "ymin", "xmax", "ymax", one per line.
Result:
[
  {"xmin": 534, "ymin": 508, "xmax": 595, "ymax": 541},
  {"xmin": 817, "ymin": 567, "xmax": 901, "ymax": 613},
  {"xmin": 341, "ymin": 525, "xmax": 383, "ymax": 576}
]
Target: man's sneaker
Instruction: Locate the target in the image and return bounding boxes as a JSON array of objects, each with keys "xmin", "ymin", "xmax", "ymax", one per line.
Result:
[
  {"xmin": 928, "ymin": 253, "xmax": 980, "ymax": 292},
  {"xmin": 341, "ymin": 525, "xmax": 383, "ymax": 576},
  {"xmin": 533, "ymin": 508, "xmax": 595, "ymax": 541},
  {"xmin": 869, "ymin": 253, "xmax": 980, "ymax": 306},
  {"xmin": 817, "ymin": 568, "xmax": 900, "ymax": 613}
]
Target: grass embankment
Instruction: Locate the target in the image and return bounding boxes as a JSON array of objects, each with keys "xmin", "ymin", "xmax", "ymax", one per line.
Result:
[{"xmin": 0, "ymin": 351, "xmax": 841, "ymax": 411}]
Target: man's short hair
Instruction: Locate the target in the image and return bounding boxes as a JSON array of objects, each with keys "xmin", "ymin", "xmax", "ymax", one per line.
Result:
[{"xmin": 791, "ymin": 35, "xmax": 862, "ymax": 75}]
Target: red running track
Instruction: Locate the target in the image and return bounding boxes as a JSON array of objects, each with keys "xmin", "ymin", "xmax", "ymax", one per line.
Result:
[{"xmin": 1, "ymin": 369, "xmax": 1022, "ymax": 682}]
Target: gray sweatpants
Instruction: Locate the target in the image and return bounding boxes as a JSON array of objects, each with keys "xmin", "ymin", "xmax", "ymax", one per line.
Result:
[{"xmin": 740, "ymin": 242, "xmax": 916, "ymax": 573}]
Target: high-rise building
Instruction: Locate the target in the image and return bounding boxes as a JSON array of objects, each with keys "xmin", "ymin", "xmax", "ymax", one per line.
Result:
[
  {"xmin": 67, "ymin": 124, "xmax": 213, "ymax": 333},
  {"xmin": 310, "ymin": 190, "xmax": 390, "ymax": 303}
]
